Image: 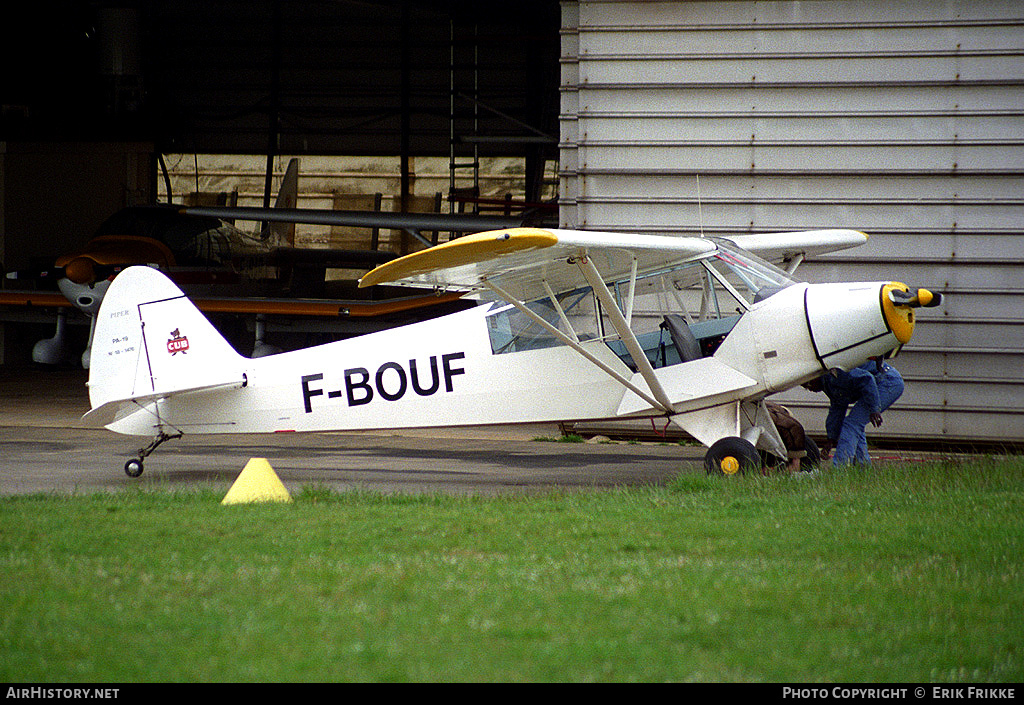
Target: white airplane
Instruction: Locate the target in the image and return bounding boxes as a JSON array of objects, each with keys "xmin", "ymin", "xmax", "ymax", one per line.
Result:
[{"xmin": 82, "ymin": 226, "xmax": 941, "ymax": 477}]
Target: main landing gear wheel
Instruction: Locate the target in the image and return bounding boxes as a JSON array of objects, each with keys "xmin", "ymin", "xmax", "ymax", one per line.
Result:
[
  {"xmin": 800, "ymin": 436, "xmax": 822, "ymax": 472},
  {"xmin": 759, "ymin": 436, "xmax": 822, "ymax": 473},
  {"xmin": 704, "ymin": 436, "xmax": 760, "ymax": 476}
]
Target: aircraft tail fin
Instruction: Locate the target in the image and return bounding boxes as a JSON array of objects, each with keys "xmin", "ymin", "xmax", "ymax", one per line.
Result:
[
  {"xmin": 265, "ymin": 157, "xmax": 300, "ymax": 246},
  {"xmin": 85, "ymin": 266, "xmax": 247, "ymax": 427}
]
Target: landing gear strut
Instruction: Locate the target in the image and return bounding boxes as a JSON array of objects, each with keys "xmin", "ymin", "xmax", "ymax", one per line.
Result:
[{"xmin": 124, "ymin": 432, "xmax": 183, "ymax": 477}]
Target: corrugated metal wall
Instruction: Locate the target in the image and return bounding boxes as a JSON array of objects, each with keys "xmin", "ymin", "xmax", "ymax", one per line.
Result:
[{"xmin": 560, "ymin": 0, "xmax": 1024, "ymax": 445}]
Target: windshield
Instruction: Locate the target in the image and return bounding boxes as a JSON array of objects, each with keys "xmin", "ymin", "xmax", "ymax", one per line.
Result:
[{"xmin": 614, "ymin": 239, "xmax": 796, "ymax": 324}]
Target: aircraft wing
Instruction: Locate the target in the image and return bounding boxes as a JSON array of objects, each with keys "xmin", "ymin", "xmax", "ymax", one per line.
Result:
[
  {"xmin": 188, "ymin": 290, "xmax": 464, "ymax": 317},
  {"xmin": 0, "ymin": 286, "xmax": 461, "ymax": 318},
  {"xmin": 0, "ymin": 291, "xmax": 74, "ymax": 308},
  {"xmin": 358, "ymin": 226, "xmax": 868, "ymax": 302},
  {"xmin": 183, "ymin": 206, "xmax": 528, "ymax": 248},
  {"xmin": 724, "ymin": 229, "xmax": 867, "ymax": 267},
  {"xmin": 358, "ymin": 227, "xmax": 718, "ymax": 302}
]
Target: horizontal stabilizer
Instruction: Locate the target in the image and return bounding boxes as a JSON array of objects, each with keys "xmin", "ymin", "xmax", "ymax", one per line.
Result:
[
  {"xmin": 616, "ymin": 357, "xmax": 758, "ymax": 417},
  {"xmin": 82, "ymin": 378, "xmax": 246, "ymax": 428}
]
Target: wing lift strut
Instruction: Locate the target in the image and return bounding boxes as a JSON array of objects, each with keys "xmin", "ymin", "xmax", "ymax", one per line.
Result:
[
  {"xmin": 480, "ymin": 249, "xmax": 791, "ymax": 470},
  {"xmin": 480, "ymin": 251, "xmax": 675, "ymax": 417}
]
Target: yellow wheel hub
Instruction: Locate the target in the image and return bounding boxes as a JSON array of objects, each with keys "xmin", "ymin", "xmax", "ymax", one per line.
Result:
[{"xmin": 720, "ymin": 456, "xmax": 741, "ymax": 475}]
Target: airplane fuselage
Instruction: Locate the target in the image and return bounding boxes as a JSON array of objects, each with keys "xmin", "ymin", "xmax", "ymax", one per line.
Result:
[
  {"xmin": 104, "ymin": 276, "xmax": 908, "ymax": 440},
  {"xmin": 105, "ymin": 302, "xmax": 633, "ymax": 437}
]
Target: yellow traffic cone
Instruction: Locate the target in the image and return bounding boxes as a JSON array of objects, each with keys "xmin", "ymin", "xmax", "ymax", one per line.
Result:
[{"xmin": 222, "ymin": 458, "xmax": 293, "ymax": 505}]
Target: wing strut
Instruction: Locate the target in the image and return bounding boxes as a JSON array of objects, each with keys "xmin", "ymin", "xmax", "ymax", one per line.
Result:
[
  {"xmin": 576, "ymin": 255, "xmax": 676, "ymax": 412},
  {"xmin": 481, "ymin": 279, "xmax": 671, "ymax": 414},
  {"xmin": 541, "ymin": 280, "xmax": 580, "ymax": 343},
  {"xmin": 623, "ymin": 256, "xmax": 638, "ymax": 326},
  {"xmin": 702, "ymin": 259, "xmax": 751, "ymax": 311},
  {"xmin": 784, "ymin": 253, "xmax": 805, "ymax": 276},
  {"xmin": 402, "ymin": 227, "xmax": 434, "ymax": 249}
]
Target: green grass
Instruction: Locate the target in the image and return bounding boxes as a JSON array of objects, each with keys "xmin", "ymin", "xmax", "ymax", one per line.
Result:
[
  {"xmin": 532, "ymin": 433, "xmax": 585, "ymax": 442},
  {"xmin": 2, "ymin": 457, "xmax": 1022, "ymax": 682}
]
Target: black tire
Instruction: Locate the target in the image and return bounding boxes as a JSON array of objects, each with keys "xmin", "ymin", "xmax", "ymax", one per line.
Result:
[
  {"xmin": 759, "ymin": 448, "xmax": 784, "ymax": 469},
  {"xmin": 763, "ymin": 436, "xmax": 822, "ymax": 472},
  {"xmin": 800, "ymin": 436, "xmax": 821, "ymax": 472},
  {"xmin": 124, "ymin": 459, "xmax": 144, "ymax": 478},
  {"xmin": 704, "ymin": 437, "xmax": 760, "ymax": 476}
]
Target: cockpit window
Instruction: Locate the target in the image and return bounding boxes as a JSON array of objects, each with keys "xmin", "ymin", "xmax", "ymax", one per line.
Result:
[
  {"xmin": 485, "ymin": 287, "xmax": 599, "ymax": 355},
  {"xmin": 681, "ymin": 239, "xmax": 796, "ymax": 315},
  {"xmin": 484, "ymin": 240, "xmax": 798, "ymax": 366}
]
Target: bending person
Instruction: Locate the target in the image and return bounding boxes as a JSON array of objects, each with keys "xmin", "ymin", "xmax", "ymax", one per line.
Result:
[{"xmin": 807, "ymin": 358, "xmax": 905, "ymax": 467}]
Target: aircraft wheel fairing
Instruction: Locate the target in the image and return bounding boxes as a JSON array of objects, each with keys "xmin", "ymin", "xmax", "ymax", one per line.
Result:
[{"xmin": 704, "ymin": 437, "xmax": 760, "ymax": 476}]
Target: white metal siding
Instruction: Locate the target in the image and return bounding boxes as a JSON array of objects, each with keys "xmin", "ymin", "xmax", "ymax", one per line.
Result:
[{"xmin": 560, "ymin": 0, "xmax": 1024, "ymax": 445}]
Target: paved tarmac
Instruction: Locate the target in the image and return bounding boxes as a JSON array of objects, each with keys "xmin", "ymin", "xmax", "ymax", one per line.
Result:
[{"xmin": 0, "ymin": 366, "xmax": 702, "ymax": 496}]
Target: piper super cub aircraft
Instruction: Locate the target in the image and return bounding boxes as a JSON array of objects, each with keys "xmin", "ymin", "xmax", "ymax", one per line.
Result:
[{"xmin": 83, "ymin": 226, "xmax": 941, "ymax": 477}]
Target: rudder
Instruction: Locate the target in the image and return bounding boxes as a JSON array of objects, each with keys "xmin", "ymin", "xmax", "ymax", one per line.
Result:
[
  {"xmin": 87, "ymin": 266, "xmax": 246, "ymax": 414},
  {"xmin": 267, "ymin": 157, "xmax": 300, "ymax": 246}
]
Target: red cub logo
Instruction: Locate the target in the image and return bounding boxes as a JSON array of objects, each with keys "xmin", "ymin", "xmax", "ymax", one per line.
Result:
[{"xmin": 167, "ymin": 328, "xmax": 189, "ymax": 355}]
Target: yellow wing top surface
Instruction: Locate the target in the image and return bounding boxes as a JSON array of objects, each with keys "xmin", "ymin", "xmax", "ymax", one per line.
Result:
[{"xmin": 359, "ymin": 228, "xmax": 559, "ymax": 289}]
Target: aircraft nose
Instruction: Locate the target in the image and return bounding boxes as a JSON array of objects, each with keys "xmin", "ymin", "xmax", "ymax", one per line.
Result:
[
  {"xmin": 803, "ymin": 280, "xmax": 944, "ymax": 370},
  {"xmin": 881, "ymin": 282, "xmax": 944, "ymax": 344}
]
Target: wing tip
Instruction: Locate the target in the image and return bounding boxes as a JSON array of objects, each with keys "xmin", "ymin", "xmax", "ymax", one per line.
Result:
[{"xmin": 359, "ymin": 227, "xmax": 558, "ymax": 288}]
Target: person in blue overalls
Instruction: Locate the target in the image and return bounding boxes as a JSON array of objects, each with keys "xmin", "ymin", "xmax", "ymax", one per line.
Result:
[{"xmin": 805, "ymin": 358, "xmax": 905, "ymax": 467}]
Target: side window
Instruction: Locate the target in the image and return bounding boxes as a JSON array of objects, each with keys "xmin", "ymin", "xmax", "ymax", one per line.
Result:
[
  {"xmin": 486, "ymin": 301, "xmax": 560, "ymax": 355},
  {"xmin": 485, "ymin": 288, "xmax": 598, "ymax": 355}
]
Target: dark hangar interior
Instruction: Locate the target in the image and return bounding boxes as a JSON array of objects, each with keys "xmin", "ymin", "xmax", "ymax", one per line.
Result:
[{"xmin": 0, "ymin": 0, "xmax": 562, "ymax": 362}]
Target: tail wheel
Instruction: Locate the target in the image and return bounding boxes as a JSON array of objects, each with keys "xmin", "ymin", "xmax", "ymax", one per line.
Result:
[
  {"xmin": 124, "ymin": 459, "xmax": 144, "ymax": 478},
  {"xmin": 704, "ymin": 437, "xmax": 760, "ymax": 476}
]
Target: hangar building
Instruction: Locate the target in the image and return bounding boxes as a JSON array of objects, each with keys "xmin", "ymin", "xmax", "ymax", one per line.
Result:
[{"xmin": 561, "ymin": 0, "xmax": 1024, "ymax": 445}]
